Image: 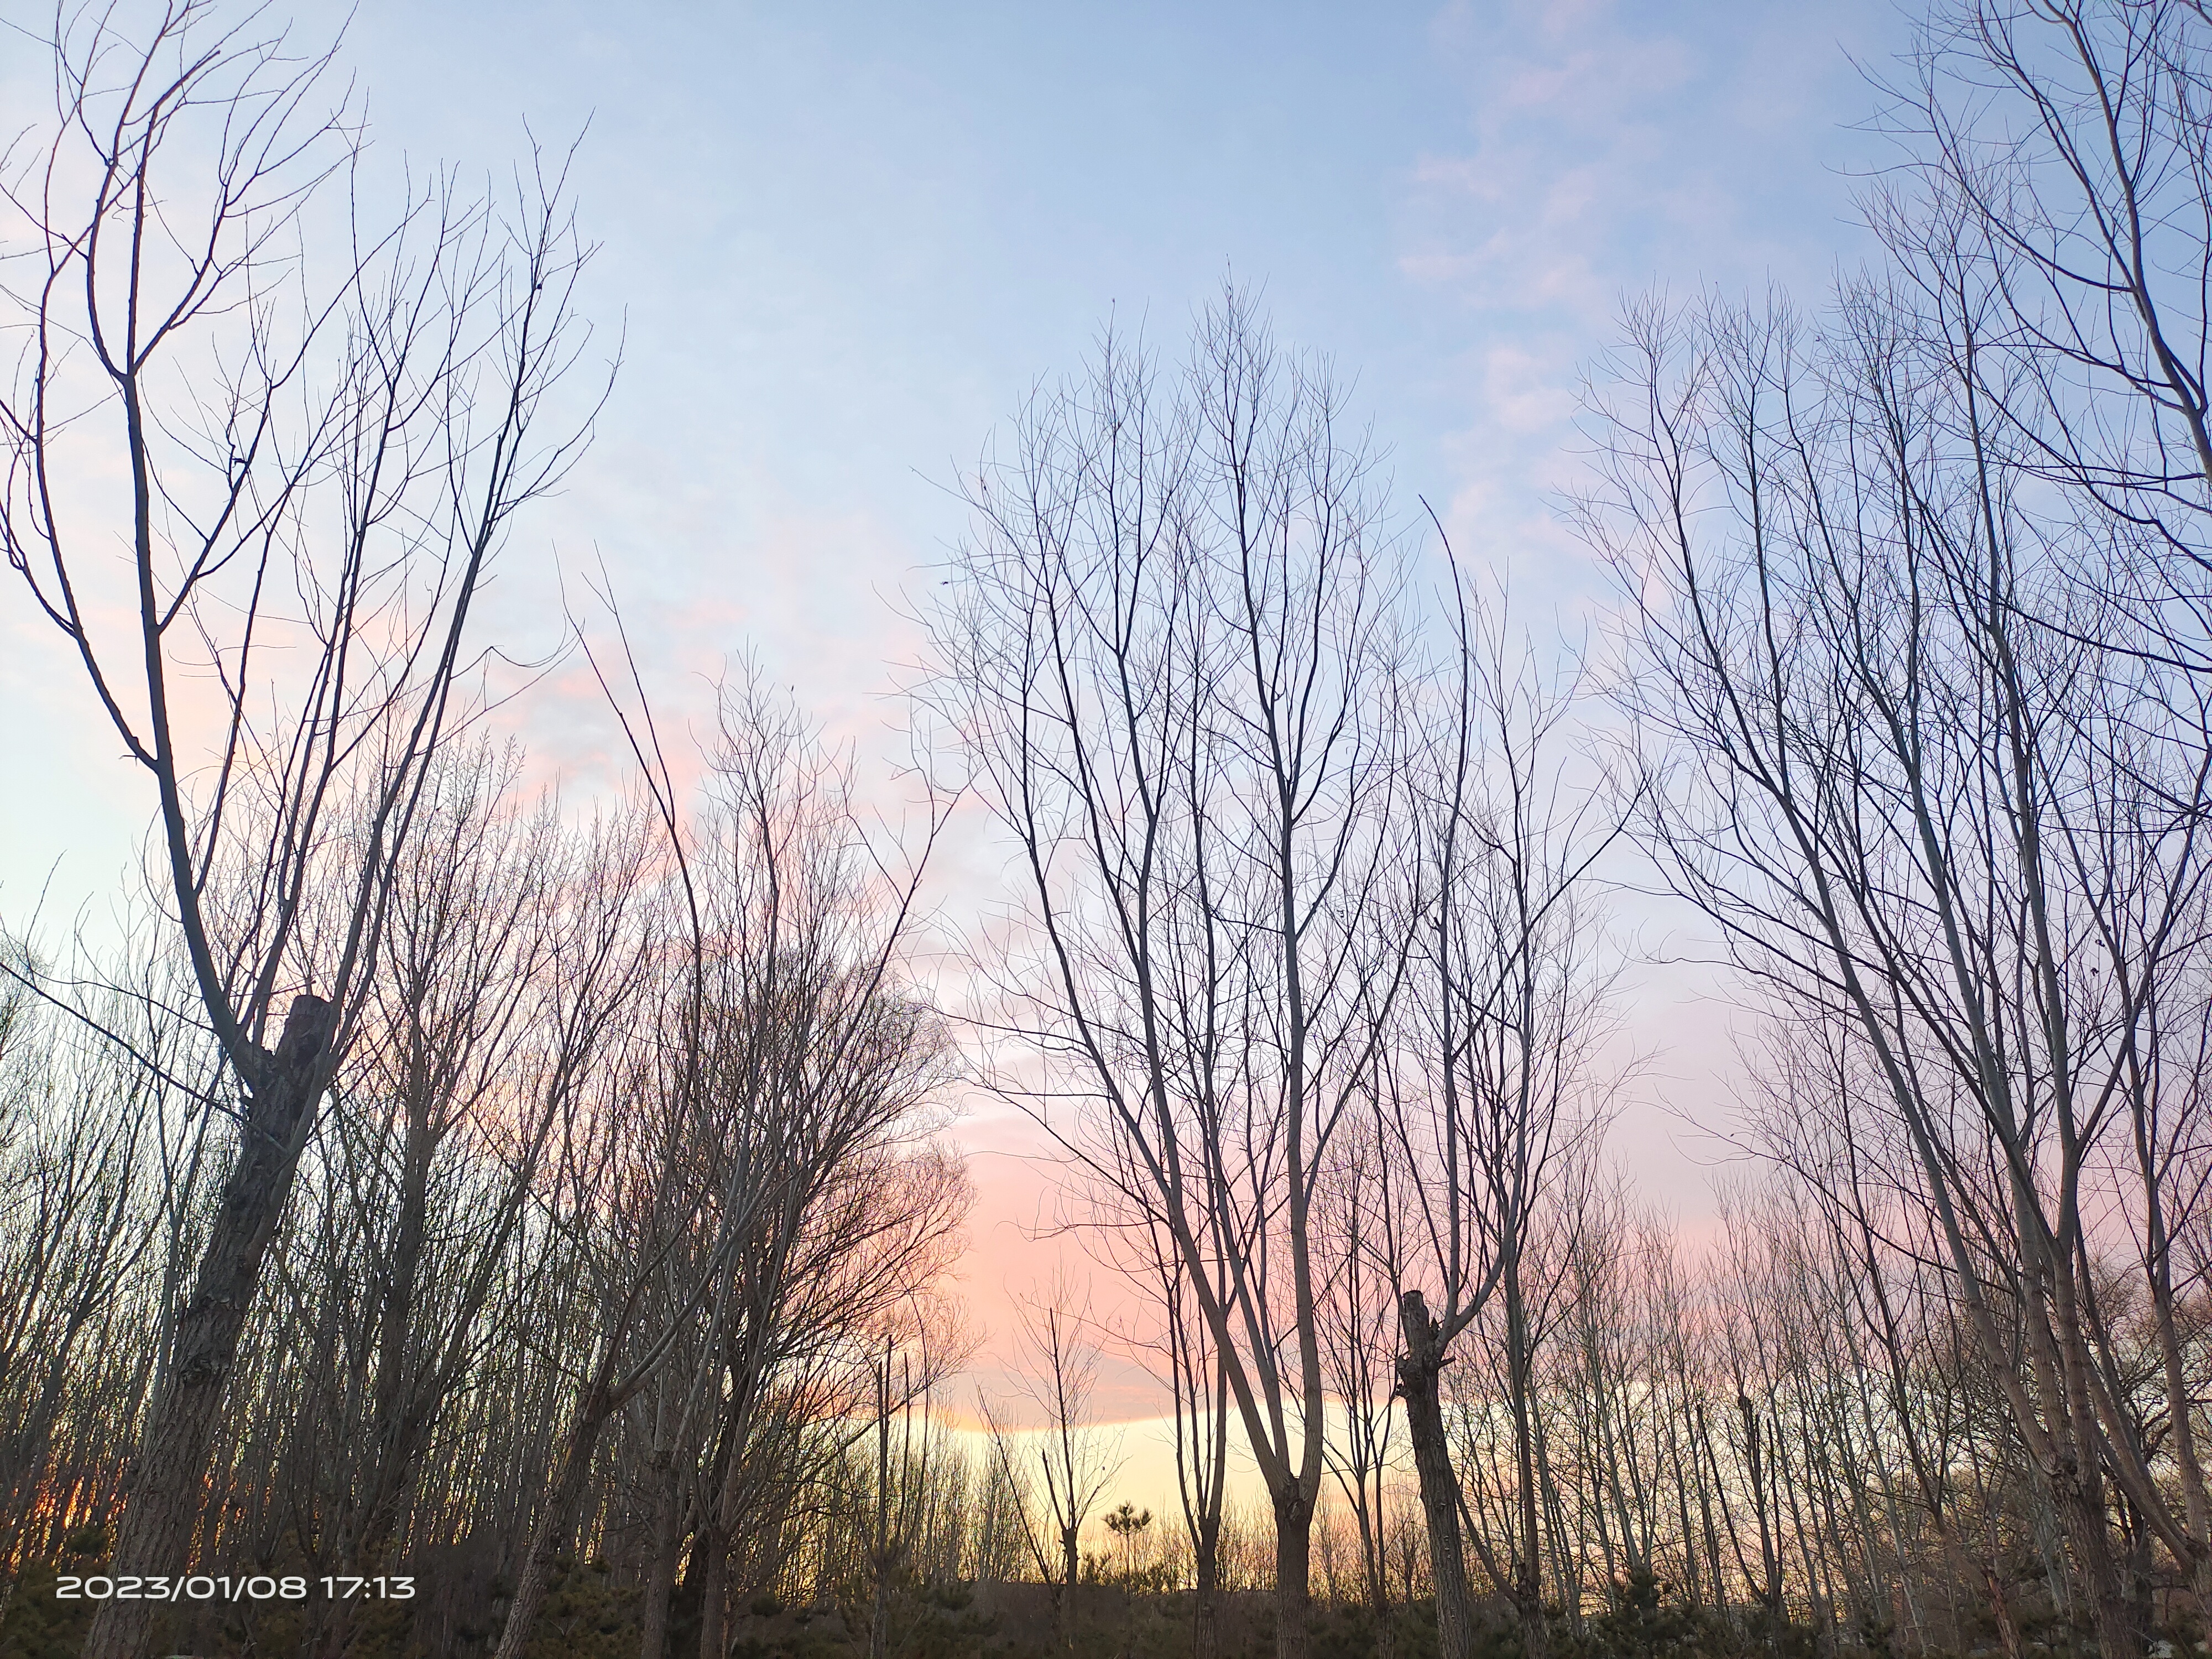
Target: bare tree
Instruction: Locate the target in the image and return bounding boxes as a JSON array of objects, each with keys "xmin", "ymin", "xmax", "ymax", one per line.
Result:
[
  {"xmin": 0, "ymin": 948, "xmax": 206, "ymax": 1566},
  {"xmin": 284, "ymin": 744, "xmax": 649, "ymax": 1657},
  {"xmin": 494, "ymin": 674, "xmax": 952, "ymax": 1659},
  {"xmin": 1316, "ymin": 1121, "xmax": 1405, "ymax": 1659},
  {"xmin": 925, "ymin": 290, "xmax": 1415, "ymax": 1659},
  {"xmin": 1867, "ymin": 0, "xmax": 2212, "ymax": 669},
  {"xmin": 860, "ymin": 1295, "xmax": 975, "ymax": 1659},
  {"xmin": 981, "ymin": 1280, "xmax": 1122, "ymax": 1647},
  {"xmin": 1110, "ymin": 1167, "xmax": 1234, "ymax": 1659},
  {"xmin": 0, "ymin": 8, "xmax": 601, "ymax": 1648},
  {"xmin": 1585, "ymin": 285, "xmax": 2212, "ymax": 1653},
  {"xmin": 1383, "ymin": 565, "xmax": 1621, "ymax": 1659}
]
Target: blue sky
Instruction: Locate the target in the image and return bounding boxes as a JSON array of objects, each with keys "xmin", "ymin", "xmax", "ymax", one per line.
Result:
[
  {"xmin": 3, "ymin": 0, "xmax": 1908, "ymax": 868},
  {"xmin": 1, "ymin": 0, "xmax": 1915, "ymax": 1408},
  {"xmin": 322, "ymin": 0, "xmax": 1908, "ymax": 722}
]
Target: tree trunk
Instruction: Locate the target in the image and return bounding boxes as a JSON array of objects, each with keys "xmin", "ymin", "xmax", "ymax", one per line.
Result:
[
  {"xmin": 1351, "ymin": 1481, "xmax": 1396, "ymax": 1659},
  {"xmin": 492, "ymin": 1385, "xmax": 617, "ymax": 1659},
  {"xmin": 317, "ymin": 1123, "xmax": 437, "ymax": 1659},
  {"xmin": 82, "ymin": 994, "xmax": 334, "ymax": 1659},
  {"xmin": 1272, "ymin": 1487, "xmax": 1313, "ymax": 1659},
  {"xmin": 696, "ymin": 1517, "xmax": 730, "ymax": 1659},
  {"xmin": 2148, "ymin": 1233, "xmax": 2212, "ymax": 1632},
  {"xmin": 1506, "ymin": 1278, "xmax": 1548, "ymax": 1659},
  {"xmin": 877, "ymin": 1384, "xmax": 897, "ymax": 1659},
  {"xmin": 1192, "ymin": 1527, "xmax": 1220, "ymax": 1659},
  {"xmin": 2056, "ymin": 1474, "xmax": 2139, "ymax": 1659},
  {"xmin": 1981, "ymin": 1560, "xmax": 2023, "ymax": 1659},
  {"xmin": 1397, "ymin": 1291, "xmax": 1474, "ymax": 1659},
  {"xmin": 1060, "ymin": 1524, "xmax": 1081, "ymax": 1648},
  {"xmin": 1514, "ymin": 1553, "xmax": 1548, "ymax": 1659},
  {"xmin": 1365, "ymin": 1539, "xmax": 1396, "ymax": 1659},
  {"xmin": 637, "ymin": 1459, "xmax": 687, "ymax": 1659}
]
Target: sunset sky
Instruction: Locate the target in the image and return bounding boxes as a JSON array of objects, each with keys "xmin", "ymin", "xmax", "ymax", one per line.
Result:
[{"xmin": 0, "ymin": 0, "xmax": 1917, "ymax": 1509}]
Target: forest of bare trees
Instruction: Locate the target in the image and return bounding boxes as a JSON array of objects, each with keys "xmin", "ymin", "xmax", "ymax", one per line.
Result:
[{"xmin": 7, "ymin": 1, "xmax": 2212, "ymax": 1657}]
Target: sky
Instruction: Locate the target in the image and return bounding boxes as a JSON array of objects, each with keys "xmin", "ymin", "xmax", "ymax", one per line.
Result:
[{"xmin": 0, "ymin": 0, "xmax": 1917, "ymax": 1513}]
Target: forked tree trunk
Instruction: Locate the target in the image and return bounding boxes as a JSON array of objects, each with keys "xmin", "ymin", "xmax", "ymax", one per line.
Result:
[
  {"xmin": 1397, "ymin": 1291, "xmax": 1474, "ymax": 1659},
  {"xmin": 83, "ymin": 994, "xmax": 335, "ymax": 1659},
  {"xmin": 1272, "ymin": 1489, "xmax": 1313, "ymax": 1659},
  {"xmin": 1191, "ymin": 1527, "xmax": 1221, "ymax": 1659}
]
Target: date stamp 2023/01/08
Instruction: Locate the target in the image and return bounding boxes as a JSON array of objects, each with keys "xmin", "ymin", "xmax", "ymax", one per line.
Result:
[{"xmin": 54, "ymin": 1574, "xmax": 415, "ymax": 1602}]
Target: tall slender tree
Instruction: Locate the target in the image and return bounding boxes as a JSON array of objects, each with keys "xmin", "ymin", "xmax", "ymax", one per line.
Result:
[
  {"xmin": 0, "ymin": 8, "xmax": 602, "ymax": 1652},
  {"xmin": 926, "ymin": 290, "xmax": 1415, "ymax": 1659}
]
